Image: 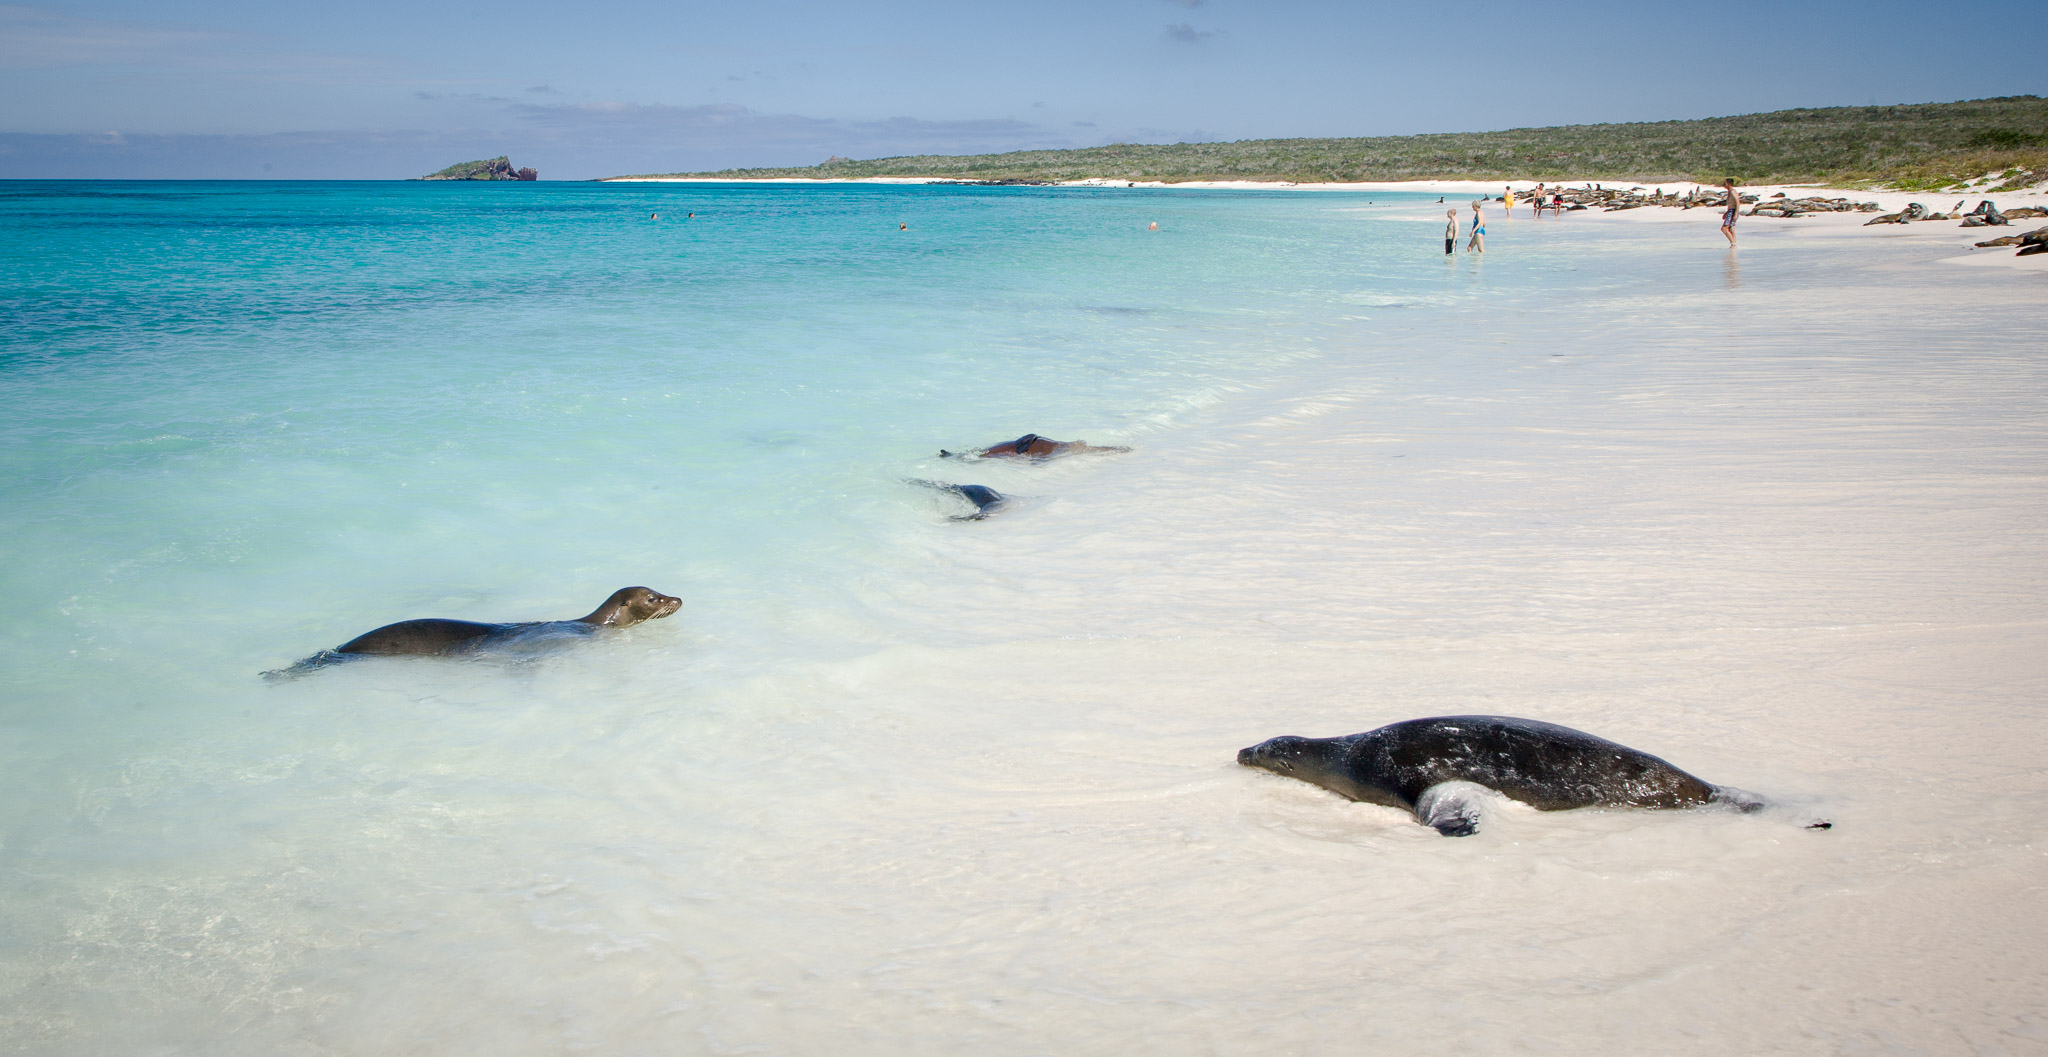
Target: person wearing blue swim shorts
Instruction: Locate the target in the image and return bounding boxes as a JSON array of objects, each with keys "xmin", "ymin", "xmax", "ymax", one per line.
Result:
[{"xmin": 1721, "ymin": 177, "xmax": 1740, "ymax": 247}]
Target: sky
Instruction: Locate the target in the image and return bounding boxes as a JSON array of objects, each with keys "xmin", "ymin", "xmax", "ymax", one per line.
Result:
[{"xmin": 1, "ymin": 0, "xmax": 2043, "ymax": 179}]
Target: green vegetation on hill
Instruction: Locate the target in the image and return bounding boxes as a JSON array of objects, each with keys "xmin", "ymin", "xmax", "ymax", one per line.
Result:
[
  {"xmin": 610, "ymin": 96, "xmax": 2048, "ymax": 190},
  {"xmin": 418, "ymin": 156, "xmax": 537, "ymax": 181}
]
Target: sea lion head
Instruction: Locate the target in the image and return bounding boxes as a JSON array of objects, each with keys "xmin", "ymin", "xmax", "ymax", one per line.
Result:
[
  {"xmin": 585, "ymin": 586, "xmax": 683, "ymax": 627},
  {"xmin": 1237, "ymin": 735, "xmax": 1327, "ymax": 775},
  {"xmin": 1238, "ymin": 734, "xmax": 1374, "ymax": 803}
]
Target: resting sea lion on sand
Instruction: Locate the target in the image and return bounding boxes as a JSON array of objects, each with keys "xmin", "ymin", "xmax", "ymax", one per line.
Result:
[
  {"xmin": 268, "ymin": 586, "xmax": 681, "ymax": 677},
  {"xmin": 938, "ymin": 433, "xmax": 1131, "ymax": 460},
  {"xmin": 908, "ymin": 479, "xmax": 1011, "ymax": 520},
  {"xmin": 1238, "ymin": 715, "xmax": 1828, "ymax": 837}
]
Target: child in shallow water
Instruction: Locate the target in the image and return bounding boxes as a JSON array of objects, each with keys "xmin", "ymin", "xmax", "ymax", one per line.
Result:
[{"xmin": 1445, "ymin": 208, "xmax": 1458, "ymax": 254}]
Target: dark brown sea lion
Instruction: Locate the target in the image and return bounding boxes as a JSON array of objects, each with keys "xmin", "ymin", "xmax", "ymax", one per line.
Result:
[
  {"xmin": 267, "ymin": 587, "xmax": 681, "ymax": 677},
  {"xmin": 1237, "ymin": 715, "xmax": 1824, "ymax": 837},
  {"xmin": 938, "ymin": 433, "xmax": 1131, "ymax": 460},
  {"xmin": 907, "ymin": 479, "xmax": 1011, "ymax": 520}
]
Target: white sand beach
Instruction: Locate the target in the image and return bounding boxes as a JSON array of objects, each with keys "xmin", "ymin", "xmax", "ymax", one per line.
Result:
[
  {"xmin": 5, "ymin": 179, "xmax": 2044, "ymax": 1056},
  {"xmin": 609, "ymin": 172, "xmax": 2048, "ymax": 270}
]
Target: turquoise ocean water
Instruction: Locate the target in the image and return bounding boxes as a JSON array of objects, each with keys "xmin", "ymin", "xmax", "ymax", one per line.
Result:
[
  {"xmin": 3, "ymin": 181, "xmax": 1430, "ymax": 650},
  {"xmin": 3, "ymin": 180, "xmax": 1486, "ymax": 748},
  {"xmin": 5, "ymin": 181, "xmax": 2046, "ymax": 1053}
]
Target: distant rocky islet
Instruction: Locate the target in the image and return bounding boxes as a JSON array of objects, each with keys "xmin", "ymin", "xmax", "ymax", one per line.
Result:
[{"xmin": 416, "ymin": 156, "xmax": 537, "ymax": 181}]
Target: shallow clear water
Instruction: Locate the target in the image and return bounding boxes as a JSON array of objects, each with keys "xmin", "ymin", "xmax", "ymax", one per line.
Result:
[{"xmin": 3, "ymin": 182, "xmax": 2045, "ymax": 1054}]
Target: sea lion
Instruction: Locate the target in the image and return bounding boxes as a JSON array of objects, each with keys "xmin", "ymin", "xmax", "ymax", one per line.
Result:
[
  {"xmin": 1237, "ymin": 715, "xmax": 1814, "ymax": 837},
  {"xmin": 908, "ymin": 479, "xmax": 1011, "ymax": 520},
  {"xmin": 938, "ymin": 433, "xmax": 1131, "ymax": 460},
  {"xmin": 268, "ymin": 586, "xmax": 680, "ymax": 676}
]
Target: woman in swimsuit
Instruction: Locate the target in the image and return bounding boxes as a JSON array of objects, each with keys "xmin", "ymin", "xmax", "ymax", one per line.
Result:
[{"xmin": 1467, "ymin": 200, "xmax": 1485, "ymax": 253}]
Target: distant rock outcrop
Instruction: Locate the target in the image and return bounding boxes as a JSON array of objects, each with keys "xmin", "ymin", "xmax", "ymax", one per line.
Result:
[{"xmin": 417, "ymin": 156, "xmax": 537, "ymax": 181}]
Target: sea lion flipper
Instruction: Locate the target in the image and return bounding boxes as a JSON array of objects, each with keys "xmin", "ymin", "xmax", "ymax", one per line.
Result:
[
  {"xmin": 1416, "ymin": 782, "xmax": 1482, "ymax": 837},
  {"xmin": 909, "ymin": 479, "xmax": 1008, "ymax": 520},
  {"xmin": 1709, "ymin": 785, "xmax": 1767, "ymax": 814},
  {"xmin": 262, "ymin": 649, "xmax": 350, "ymax": 681}
]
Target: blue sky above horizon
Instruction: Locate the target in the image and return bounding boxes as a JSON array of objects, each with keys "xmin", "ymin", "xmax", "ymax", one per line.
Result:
[{"xmin": 2, "ymin": 0, "xmax": 2043, "ymax": 178}]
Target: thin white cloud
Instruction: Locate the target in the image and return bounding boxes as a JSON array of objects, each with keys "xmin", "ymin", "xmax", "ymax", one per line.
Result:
[
  {"xmin": 1165, "ymin": 23, "xmax": 1214, "ymax": 43},
  {"xmin": 0, "ymin": 99, "xmax": 1083, "ymax": 179},
  {"xmin": 0, "ymin": 3, "xmax": 376, "ymax": 77},
  {"xmin": 509, "ymin": 100, "xmax": 1061, "ymax": 159},
  {"xmin": 0, "ymin": 4, "xmax": 225, "ymax": 69}
]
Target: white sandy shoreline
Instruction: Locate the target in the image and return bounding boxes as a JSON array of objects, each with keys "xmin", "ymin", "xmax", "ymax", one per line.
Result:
[
  {"xmin": 605, "ymin": 171, "xmax": 2047, "ymax": 207},
  {"xmin": 605, "ymin": 173, "xmax": 2048, "ymax": 270},
  {"xmin": 1459, "ymin": 180, "xmax": 2048, "ymax": 272},
  {"xmin": 10, "ymin": 168, "xmax": 2047, "ymax": 1057}
]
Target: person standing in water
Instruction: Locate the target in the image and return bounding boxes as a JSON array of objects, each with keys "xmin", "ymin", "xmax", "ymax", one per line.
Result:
[
  {"xmin": 1503, "ymin": 186, "xmax": 1515, "ymax": 217},
  {"xmin": 1467, "ymin": 200, "xmax": 1485, "ymax": 253},
  {"xmin": 1720, "ymin": 177, "xmax": 1740, "ymax": 247},
  {"xmin": 1445, "ymin": 208, "xmax": 1458, "ymax": 254}
]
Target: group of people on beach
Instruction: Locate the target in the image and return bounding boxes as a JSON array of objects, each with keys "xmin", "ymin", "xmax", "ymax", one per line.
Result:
[
  {"xmin": 1444, "ymin": 178, "xmax": 1744, "ymax": 254},
  {"xmin": 1442, "ymin": 184, "xmax": 1564, "ymax": 256}
]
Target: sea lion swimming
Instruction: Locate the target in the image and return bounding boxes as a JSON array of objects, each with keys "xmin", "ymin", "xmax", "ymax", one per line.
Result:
[
  {"xmin": 907, "ymin": 479, "xmax": 1011, "ymax": 520},
  {"xmin": 267, "ymin": 586, "xmax": 681, "ymax": 677},
  {"xmin": 1238, "ymin": 715, "xmax": 1823, "ymax": 837},
  {"xmin": 939, "ymin": 433, "xmax": 1131, "ymax": 460}
]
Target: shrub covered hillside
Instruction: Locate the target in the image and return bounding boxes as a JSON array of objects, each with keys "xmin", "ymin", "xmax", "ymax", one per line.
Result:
[{"xmin": 612, "ymin": 97, "xmax": 2048, "ymax": 190}]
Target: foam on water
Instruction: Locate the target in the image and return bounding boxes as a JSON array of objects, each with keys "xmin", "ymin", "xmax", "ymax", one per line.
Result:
[{"xmin": 2, "ymin": 182, "xmax": 2045, "ymax": 1054}]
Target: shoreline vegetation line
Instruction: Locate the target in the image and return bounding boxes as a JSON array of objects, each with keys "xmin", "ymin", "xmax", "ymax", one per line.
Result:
[{"xmin": 602, "ymin": 96, "xmax": 2047, "ymax": 194}]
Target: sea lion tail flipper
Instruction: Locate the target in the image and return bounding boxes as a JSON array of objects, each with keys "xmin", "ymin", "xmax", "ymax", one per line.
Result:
[
  {"xmin": 1708, "ymin": 785, "xmax": 1829, "ymax": 829},
  {"xmin": 261, "ymin": 649, "xmax": 348, "ymax": 681},
  {"xmin": 1708, "ymin": 785, "xmax": 1768, "ymax": 814},
  {"xmin": 1416, "ymin": 783, "xmax": 1482, "ymax": 837}
]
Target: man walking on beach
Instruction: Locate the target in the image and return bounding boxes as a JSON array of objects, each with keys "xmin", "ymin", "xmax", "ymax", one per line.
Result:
[{"xmin": 1721, "ymin": 177, "xmax": 1740, "ymax": 247}]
